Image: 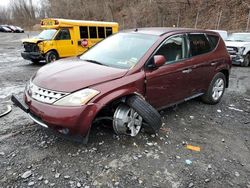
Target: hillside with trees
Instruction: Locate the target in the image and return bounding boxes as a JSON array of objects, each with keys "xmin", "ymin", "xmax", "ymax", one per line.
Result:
[{"xmin": 0, "ymin": 0, "xmax": 250, "ymax": 31}]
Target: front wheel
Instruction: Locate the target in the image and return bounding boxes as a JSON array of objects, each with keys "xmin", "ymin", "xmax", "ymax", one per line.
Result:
[
  {"xmin": 45, "ymin": 51, "xmax": 58, "ymax": 63},
  {"xmin": 201, "ymin": 72, "xmax": 226, "ymax": 104},
  {"xmin": 241, "ymin": 54, "xmax": 250, "ymax": 67}
]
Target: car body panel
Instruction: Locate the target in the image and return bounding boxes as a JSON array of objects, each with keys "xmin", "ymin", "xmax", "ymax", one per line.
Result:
[{"xmin": 13, "ymin": 27, "xmax": 231, "ymax": 140}]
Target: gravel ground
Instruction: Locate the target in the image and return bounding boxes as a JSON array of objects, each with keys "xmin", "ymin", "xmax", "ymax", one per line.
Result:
[{"xmin": 0, "ymin": 32, "xmax": 249, "ymax": 188}]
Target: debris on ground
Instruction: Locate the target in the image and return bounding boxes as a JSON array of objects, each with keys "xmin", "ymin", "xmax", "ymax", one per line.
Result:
[
  {"xmin": 228, "ymin": 106, "xmax": 244, "ymax": 112},
  {"xmin": 21, "ymin": 170, "xmax": 32, "ymax": 179},
  {"xmin": 186, "ymin": 144, "xmax": 201, "ymax": 152},
  {"xmin": 185, "ymin": 159, "xmax": 192, "ymax": 165},
  {"xmin": 0, "ymin": 104, "xmax": 12, "ymax": 117}
]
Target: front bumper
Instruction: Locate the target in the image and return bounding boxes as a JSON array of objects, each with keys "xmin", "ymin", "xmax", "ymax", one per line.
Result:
[
  {"xmin": 11, "ymin": 94, "xmax": 99, "ymax": 144},
  {"xmin": 230, "ymin": 54, "xmax": 244, "ymax": 65},
  {"xmin": 21, "ymin": 51, "xmax": 44, "ymax": 61}
]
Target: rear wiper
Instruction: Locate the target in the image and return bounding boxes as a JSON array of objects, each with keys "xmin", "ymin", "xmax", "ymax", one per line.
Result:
[{"xmin": 82, "ymin": 59, "xmax": 104, "ymax": 65}]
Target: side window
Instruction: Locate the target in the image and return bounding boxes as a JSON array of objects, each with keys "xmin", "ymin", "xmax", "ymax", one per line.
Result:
[
  {"xmin": 89, "ymin": 27, "xmax": 97, "ymax": 38},
  {"xmin": 55, "ymin": 29, "xmax": 71, "ymax": 40},
  {"xmin": 98, "ymin": 27, "xmax": 105, "ymax": 38},
  {"xmin": 80, "ymin": 26, "xmax": 88, "ymax": 38},
  {"xmin": 155, "ymin": 35, "xmax": 187, "ymax": 63},
  {"xmin": 188, "ymin": 34, "xmax": 211, "ymax": 56},
  {"xmin": 207, "ymin": 34, "xmax": 219, "ymax": 50},
  {"xmin": 106, "ymin": 27, "xmax": 113, "ymax": 37}
]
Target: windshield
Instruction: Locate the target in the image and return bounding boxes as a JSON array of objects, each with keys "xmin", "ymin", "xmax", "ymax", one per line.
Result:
[
  {"xmin": 36, "ymin": 29, "xmax": 57, "ymax": 40},
  {"xmin": 80, "ymin": 33, "xmax": 158, "ymax": 69},
  {"xmin": 226, "ymin": 33, "xmax": 250, "ymax": 42}
]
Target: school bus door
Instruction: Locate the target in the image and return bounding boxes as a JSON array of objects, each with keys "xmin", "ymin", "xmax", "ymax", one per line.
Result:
[{"xmin": 54, "ymin": 28, "xmax": 76, "ymax": 57}]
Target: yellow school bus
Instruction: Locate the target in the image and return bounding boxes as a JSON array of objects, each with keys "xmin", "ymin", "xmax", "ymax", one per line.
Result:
[{"xmin": 21, "ymin": 18, "xmax": 119, "ymax": 63}]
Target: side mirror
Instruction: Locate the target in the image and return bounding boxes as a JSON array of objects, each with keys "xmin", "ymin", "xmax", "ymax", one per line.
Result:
[{"xmin": 153, "ymin": 55, "xmax": 166, "ymax": 68}]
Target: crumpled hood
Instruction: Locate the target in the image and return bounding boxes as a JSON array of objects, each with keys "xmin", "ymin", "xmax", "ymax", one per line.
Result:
[
  {"xmin": 22, "ymin": 38, "xmax": 45, "ymax": 44},
  {"xmin": 32, "ymin": 58, "xmax": 128, "ymax": 92},
  {"xmin": 225, "ymin": 41, "xmax": 250, "ymax": 48}
]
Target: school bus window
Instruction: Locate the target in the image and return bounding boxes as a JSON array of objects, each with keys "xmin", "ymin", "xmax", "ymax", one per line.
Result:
[
  {"xmin": 106, "ymin": 27, "xmax": 112, "ymax": 37},
  {"xmin": 55, "ymin": 29, "xmax": 71, "ymax": 40},
  {"xmin": 98, "ymin": 27, "xmax": 105, "ymax": 38},
  {"xmin": 80, "ymin": 26, "xmax": 88, "ymax": 39},
  {"xmin": 89, "ymin": 27, "xmax": 97, "ymax": 38}
]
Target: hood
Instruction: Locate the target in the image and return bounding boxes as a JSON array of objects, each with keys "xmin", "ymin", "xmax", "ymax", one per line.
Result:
[
  {"xmin": 22, "ymin": 38, "xmax": 45, "ymax": 44},
  {"xmin": 32, "ymin": 58, "xmax": 128, "ymax": 92},
  {"xmin": 225, "ymin": 41, "xmax": 250, "ymax": 48}
]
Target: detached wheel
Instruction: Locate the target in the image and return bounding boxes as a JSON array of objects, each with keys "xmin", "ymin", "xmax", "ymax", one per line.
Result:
[
  {"xmin": 45, "ymin": 51, "xmax": 58, "ymax": 63},
  {"xmin": 202, "ymin": 72, "xmax": 226, "ymax": 104},
  {"xmin": 126, "ymin": 95, "xmax": 162, "ymax": 134},
  {"xmin": 241, "ymin": 54, "xmax": 250, "ymax": 67}
]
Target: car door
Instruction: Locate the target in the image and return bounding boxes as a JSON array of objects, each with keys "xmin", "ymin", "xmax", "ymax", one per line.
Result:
[
  {"xmin": 54, "ymin": 28, "xmax": 76, "ymax": 57},
  {"xmin": 145, "ymin": 34, "xmax": 193, "ymax": 109},
  {"xmin": 186, "ymin": 33, "xmax": 218, "ymax": 96}
]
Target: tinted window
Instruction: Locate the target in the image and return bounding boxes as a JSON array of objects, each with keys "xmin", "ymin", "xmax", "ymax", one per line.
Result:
[
  {"xmin": 55, "ymin": 29, "xmax": 71, "ymax": 40},
  {"xmin": 156, "ymin": 35, "xmax": 187, "ymax": 63},
  {"xmin": 189, "ymin": 34, "xmax": 211, "ymax": 56},
  {"xmin": 98, "ymin": 27, "xmax": 105, "ymax": 38},
  {"xmin": 89, "ymin": 27, "xmax": 97, "ymax": 38},
  {"xmin": 80, "ymin": 26, "xmax": 88, "ymax": 38},
  {"xmin": 207, "ymin": 35, "xmax": 219, "ymax": 49},
  {"xmin": 106, "ymin": 27, "xmax": 113, "ymax": 37}
]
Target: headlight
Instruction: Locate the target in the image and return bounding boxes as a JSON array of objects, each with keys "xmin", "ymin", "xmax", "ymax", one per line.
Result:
[
  {"xmin": 54, "ymin": 88, "xmax": 100, "ymax": 106},
  {"xmin": 238, "ymin": 47, "xmax": 245, "ymax": 55}
]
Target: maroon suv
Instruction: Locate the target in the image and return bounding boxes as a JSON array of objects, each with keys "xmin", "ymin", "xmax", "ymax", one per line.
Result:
[{"xmin": 12, "ymin": 28, "xmax": 231, "ymax": 143}]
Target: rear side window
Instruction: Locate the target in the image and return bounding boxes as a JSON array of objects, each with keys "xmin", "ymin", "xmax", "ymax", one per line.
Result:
[
  {"xmin": 207, "ymin": 35, "xmax": 219, "ymax": 49},
  {"xmin": 80, "ymin": 26, "xmax": 88, "ymax": 38},
  {"xmin": 98, "ymin": 27, "xmax": 105, "ymax": 38},
  {"xmin": 106, "ymin": 27, "xmax": 113, "ymax": 37},
  {"xmin": 89, "ymin": 27, "xmax": 97, "ymax": 38},
  {"xmin": 188, "ymin": 34, "xmax": 211, "ymax": 56}
]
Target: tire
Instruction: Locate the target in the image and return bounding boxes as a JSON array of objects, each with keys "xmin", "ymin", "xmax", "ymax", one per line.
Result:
[
  {"xmin": 201, "ymin": 72, "xmax": 226, "ymax": 105},
  {"xmin": 45, "ymin": 51, "xmax": 58, "ymax": 63},
  {"xmin": 31, "ymin": 59, "xmax": 40, "ymax": 64},
  {"xmin": 241, "ymin": 54, "xmax": 250, "ymax": 67},
  {"xmin": 126, "ymin": 95, "xmax": 162, "ymax": 134}
]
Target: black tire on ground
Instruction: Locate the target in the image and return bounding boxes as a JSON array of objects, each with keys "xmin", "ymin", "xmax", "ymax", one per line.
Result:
[
  {"xmin": 126, "ymin": 95, "xmax": 162, "ymax": 134},
  {"xmin": 241, "ymin": 54, "xmax": 250, "ymax": 67},
  {"xmin": 45, "ymin": 51, "xmax": 58, "ymax": 63},
  {"xmin": 31, "ymin": 59, "xmax": 40, "ymax": 64},
  {"xmin": 201, "ymin": 72, "xmax": 226, "ymax": 105}
]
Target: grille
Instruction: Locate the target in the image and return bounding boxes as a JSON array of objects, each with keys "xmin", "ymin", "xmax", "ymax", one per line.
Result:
[
  {"xmin": 24, "ymin": 42, "xmax": 39, "ymax": 52},
  {"xmin": 227, "ymin": 46, "xmax": 238, "ymax": 55},
  {"xmin": 29, "ymin": 83, "xmax": 68, "ymax": 104}
]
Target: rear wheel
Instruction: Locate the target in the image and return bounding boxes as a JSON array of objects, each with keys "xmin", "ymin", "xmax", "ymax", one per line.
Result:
[
  {"xmin": 202, "ymin": 72, "xmax": 226, "ymax": 104},
  {"xmin": 241, "ymin": 54, "xmax": 250, "ymax": 67},
  {"xmin": 45, "ymin": 51, "xmax": 58, "ymax": 63}
]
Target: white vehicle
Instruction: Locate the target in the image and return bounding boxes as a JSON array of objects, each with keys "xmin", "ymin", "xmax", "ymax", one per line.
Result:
[
  {"xmin": 225, "ymin": 33, "xmax": 250, "ymax": 67},
  {"xmin": 210, "ymin": 30, "xmax": 228, "ymax": 41}
]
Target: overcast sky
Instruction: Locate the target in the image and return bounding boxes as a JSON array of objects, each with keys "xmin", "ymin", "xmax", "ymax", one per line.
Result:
[{"xmin": 0, "ymin": 0, "xmax": 10, "ymax": 7}]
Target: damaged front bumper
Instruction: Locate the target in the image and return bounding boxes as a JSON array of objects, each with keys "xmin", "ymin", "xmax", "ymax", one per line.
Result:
[
  {"xmin": 11, "ymin": 95, "xmax": 93, "ymax": 144},
  {"xmin": 21, "ymin": 51, "xmax": 44, "ymax": 61}
]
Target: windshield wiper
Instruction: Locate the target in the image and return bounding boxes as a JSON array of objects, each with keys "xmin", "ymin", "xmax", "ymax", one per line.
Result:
[{"xmin": 82, "ymin": 59, "xmax": 104, "ymax": 66}]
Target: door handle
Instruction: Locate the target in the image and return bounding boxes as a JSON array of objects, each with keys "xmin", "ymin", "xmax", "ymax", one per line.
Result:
[
  {"xmin": 182, "ymin": 68, "xmax": 192, "ymax": 74},
  {"xmin": 71, "ymin": 40, "xmax": 73, "ymax": 45},
  {"xmin": 211, "ymin": 62, "xmax": 218, "ymax": 66}
]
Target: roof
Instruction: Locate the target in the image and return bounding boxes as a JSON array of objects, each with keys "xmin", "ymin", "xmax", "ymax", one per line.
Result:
[
  {"xmin": 122, "ymin": 27, "xmax": 218, "ymax": 36},
  {"xmin": 42, "ymin": 18, "xmax": 118, "ymax": 26}
]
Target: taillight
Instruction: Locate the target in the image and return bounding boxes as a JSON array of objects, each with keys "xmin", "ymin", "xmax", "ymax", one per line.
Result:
[{"xmin": 55, "ymin": 20, "xmax": 59, "ymax": 25}]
